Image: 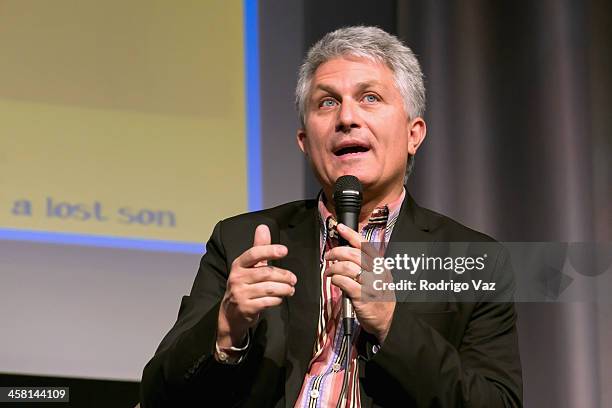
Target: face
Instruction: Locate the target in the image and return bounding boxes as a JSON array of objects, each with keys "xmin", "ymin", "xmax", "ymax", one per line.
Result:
[{"xmin": 297, "ymin": 56, "xmax": 426, "ymax": 202}]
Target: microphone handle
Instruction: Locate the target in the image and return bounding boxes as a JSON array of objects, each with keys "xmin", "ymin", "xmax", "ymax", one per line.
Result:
[
  {"xmin": 337, "ymin": 210, "xmax": 359, "ymax": 335},
  {"xmin": 337, "ymin": 210, "xmax": 359, "ymax": 238}
]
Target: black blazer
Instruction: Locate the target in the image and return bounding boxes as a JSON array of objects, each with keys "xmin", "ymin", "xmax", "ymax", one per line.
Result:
[{"xmin": 140, "ymin": 195, "xmax": 522, "ymax": 407}]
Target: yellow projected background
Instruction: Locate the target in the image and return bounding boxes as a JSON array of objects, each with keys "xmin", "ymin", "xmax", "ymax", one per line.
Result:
[{"xmin": 0, "ymin": 0, "xmax": 247, "ymax": 243}]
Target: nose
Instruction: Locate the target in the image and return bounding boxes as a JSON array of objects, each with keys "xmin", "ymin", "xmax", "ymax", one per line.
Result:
[{"xmin": 335, "ymin": 99, "xmax": 362, "ymax": 133}]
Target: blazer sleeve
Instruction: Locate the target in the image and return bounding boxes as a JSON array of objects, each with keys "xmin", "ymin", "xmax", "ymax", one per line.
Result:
[
  {"xmin": 140, "ymin": 221, "xmax": 253, "ymax": 407},
  {"xmin": 361, "ymin": 246, "xmax": 523, "ymax": 407}
]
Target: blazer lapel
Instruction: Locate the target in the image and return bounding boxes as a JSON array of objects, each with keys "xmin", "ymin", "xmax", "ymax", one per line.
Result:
[
  {"xmin": 387, "ymin": 191, "xmax": 434, "ymax": 244},
  {"xmin": 278, "ymin": 201, "xmax": 321, "ymax": 407},
  {"xmin": 358, "ymin": 192, "xmax": 437, "ymax": 407},
  {"xmin": 386, "ymin": 192, "xmax": 445, "ymax": 304}
]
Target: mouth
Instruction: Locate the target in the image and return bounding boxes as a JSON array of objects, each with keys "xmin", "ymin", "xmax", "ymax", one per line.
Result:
[{"xmin": 333, "ymin": 143, "xmax": 371, "ymax": 157}]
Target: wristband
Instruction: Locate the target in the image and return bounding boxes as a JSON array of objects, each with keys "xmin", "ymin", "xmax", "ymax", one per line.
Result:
[{"xmin": 214, "ymin": 333, "xmax": 250, "ymax": 364}]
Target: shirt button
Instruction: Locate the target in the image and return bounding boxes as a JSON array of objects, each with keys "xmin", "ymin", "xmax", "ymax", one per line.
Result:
[
  {"xmin": 372, "ymin": 345, "xmax": 380, "ymax": 354},
  {"xmin": 332, "ymin": 363, "xmax": 341, "ymax": 372},
  {"xmin": 309, "ymin": 389, "xmax": 320, "ymax": 399}
]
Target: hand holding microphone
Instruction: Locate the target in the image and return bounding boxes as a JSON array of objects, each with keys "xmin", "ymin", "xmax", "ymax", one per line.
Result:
[{"xmin": 326, "ymin": 175, "xmax": 395, "ymax": 344}]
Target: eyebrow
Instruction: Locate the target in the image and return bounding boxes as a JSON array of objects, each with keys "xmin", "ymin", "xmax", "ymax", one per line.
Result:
[{"xmin": 312, "ymin": 80, "xmax": 384, "ymax": 97}]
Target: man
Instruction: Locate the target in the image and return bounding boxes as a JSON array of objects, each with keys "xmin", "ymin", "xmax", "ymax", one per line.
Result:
[{"xmin": 140, "ymin": 26, "xmax": 522, "ymax": 407}]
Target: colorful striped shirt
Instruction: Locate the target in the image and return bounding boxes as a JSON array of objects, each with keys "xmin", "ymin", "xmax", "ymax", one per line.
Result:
[{"xmin": 294, "ymin": 189, "xmax": 405, "ymax": 408}]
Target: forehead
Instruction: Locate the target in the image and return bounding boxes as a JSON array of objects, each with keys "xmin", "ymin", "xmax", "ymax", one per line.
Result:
[{"xmin": 310, "ymin": 55, "xmax": 396, "ymax": 90}]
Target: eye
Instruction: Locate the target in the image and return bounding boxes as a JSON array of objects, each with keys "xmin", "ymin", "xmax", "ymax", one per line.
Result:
[
  {"xmin": 320, "ymin": 99, "xmax": 338, "ymax": 108},
  {"xmin": 363, "ymin": 94, "xmax": 379, "ymax": 103}
]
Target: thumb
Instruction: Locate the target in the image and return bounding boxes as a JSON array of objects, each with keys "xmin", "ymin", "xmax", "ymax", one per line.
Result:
[
  {"xmin": 253, "ymin": 224, "xmax": 271, "ymax": 266},
  {"xmin": 253, "ymin": 224, "xmax": 271, "ymax": 247}
]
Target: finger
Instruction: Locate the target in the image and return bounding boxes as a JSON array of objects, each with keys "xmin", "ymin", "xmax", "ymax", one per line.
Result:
[
  {"xmin": 324, "ymin": 246, "xmax": 362, "ymax": 266},
  {"xmin": 253, "ymin": 224, "xmax": 272, "ymax": 267},
  {"xmin": 360, "ymin": 240, "xmax": 385, "ymax": 260},
  {"xmin": 237, "ymin": 244, "xmax": 288, "ymax": 268},
  {"xmin": 245, "ymin": 265, "xmax": 297, "ymax": 285},
  {"xmin": 333, "ymin": 225, "xmax": 383, "ymax": 272},
  {"xmin": 325, "ymin": 260, "xmax": 361, "ymax": 281},
  {"xmin": 330, "ymin": 274, "xmax": 361, "ymax": 299},
  {"xmin": 247, "ymin": 281, "xmax": 295, "ymax": 299},
  {"xmin": 325, "ymin": 247, "xmax": 378, "ymax": 274},
  {"xmin": 249, "ymin": 296, "xmax": 284, "ymax": 310},
  {"xmin": 337, "ymin": 223, "xmax": 362, "ymax": 248}
]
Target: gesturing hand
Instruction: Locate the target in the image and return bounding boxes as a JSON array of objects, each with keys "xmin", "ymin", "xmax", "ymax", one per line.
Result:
[{"xmin": 217, "ymin": 224, "xmax": 296, "ymax": 348}]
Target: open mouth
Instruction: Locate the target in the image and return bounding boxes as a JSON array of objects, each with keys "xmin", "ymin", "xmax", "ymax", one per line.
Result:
[{"xmin": 334, "ymin": 145, "xmax": 370, "ymax": 156}]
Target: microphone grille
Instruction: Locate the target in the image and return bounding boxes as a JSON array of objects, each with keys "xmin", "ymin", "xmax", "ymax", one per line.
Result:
[{"xmin": 333, "ymin": 175, "xmax": 363, "ymax": 200}]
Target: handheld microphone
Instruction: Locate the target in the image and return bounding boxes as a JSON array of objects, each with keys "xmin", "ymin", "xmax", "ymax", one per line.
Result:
[{"xmin": 333, "ymin": 175, "xmax": 363, "ymax": 337}]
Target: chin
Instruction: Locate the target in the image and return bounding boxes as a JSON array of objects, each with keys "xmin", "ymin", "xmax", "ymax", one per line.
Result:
[{"xmin": 332, "ymin": 164, "xmax": 375, "ymax": 181}]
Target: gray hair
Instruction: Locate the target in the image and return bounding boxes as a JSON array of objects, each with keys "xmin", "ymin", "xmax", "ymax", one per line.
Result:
[{"xmin": 295, "ymin": 26, "xmax": 425, "ymax": 180}]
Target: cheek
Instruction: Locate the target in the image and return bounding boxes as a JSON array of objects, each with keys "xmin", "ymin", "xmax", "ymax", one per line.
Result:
[
  {"xmin": 304, "ymin": 129, "xmax": 332, "ymax": 160},
  {"xmin": 373, "ymin": 122, "xmax": 410, "ymax": 167},
  {"xmin": 372, "ymin": 118, "xmax": 409, "ymax": 149},
  {"xmin": 302, "ymin": 138, "xmax": 329, "ymax": 166}
]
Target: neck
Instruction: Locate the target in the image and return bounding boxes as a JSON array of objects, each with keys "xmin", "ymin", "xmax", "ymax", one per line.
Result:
[{"xmin": 323, "ymin": 182, "xmax": 404, "ymax": 230}]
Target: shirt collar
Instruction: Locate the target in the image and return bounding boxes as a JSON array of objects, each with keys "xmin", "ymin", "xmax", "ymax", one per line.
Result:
[{"xmin": 317, "ymin": 187, "xmax": 406, "ymax": 235}]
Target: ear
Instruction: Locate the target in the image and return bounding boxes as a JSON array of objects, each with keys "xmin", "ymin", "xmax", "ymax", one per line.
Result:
[
  {"xmin": 297, "ymin": 129, "xmax": 307, "ymax": 155},
  {"xmin": 406, "ymin": 117, "xmax": 427, "ymax": 156}
]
